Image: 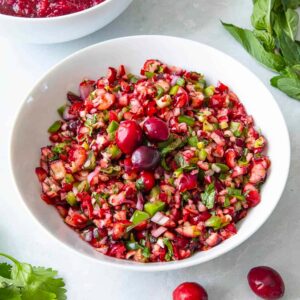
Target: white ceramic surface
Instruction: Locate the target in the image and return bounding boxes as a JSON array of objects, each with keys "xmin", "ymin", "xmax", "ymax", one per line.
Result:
[
  {"xmin": 0, "ymin": 0, "xmax": 132, "ymax": 44},
  {"xmin": 10, "ymin": 35, "xmax": 290, "ymax": 272}
]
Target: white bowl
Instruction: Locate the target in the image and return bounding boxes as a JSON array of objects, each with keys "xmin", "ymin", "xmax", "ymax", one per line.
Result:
[
  {"xmin": 10, "ymin": 35, "xmax": 290, "ymax": 271},
  {"xmin": 0, "ymin": 0, "xmax": 132, "ymax": 44}
]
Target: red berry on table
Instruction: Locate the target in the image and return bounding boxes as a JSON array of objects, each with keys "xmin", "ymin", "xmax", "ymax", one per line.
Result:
[
  {"xmin": 116, "ymin": 120, "xmax": 143, "ymax": 154},
  {"xmin": 173, "ymin": 282, "xmax": 208, "ymax": 300},
  {"xmin": 247, "ymin": 266, "xmax": 285, "ymax": 299}
]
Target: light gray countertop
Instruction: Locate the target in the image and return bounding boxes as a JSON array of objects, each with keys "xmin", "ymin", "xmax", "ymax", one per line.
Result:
[{"xmin": 0, "ymin": 1, "xmax": 299, "ymax": 299}]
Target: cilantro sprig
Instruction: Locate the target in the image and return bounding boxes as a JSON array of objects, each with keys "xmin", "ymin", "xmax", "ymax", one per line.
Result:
[{"xmin": 0, "ymin": 253, "xmax": 66, "ymax": 300}]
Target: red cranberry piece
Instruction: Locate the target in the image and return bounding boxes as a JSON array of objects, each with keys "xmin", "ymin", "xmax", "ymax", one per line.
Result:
[
  {"xmin": 116, "ymin": 120, "xmax": 143, "ymax": 154},
  {"xmin": 131, "ymin": 146, "xmax": 160, "ymax": 171},
  {"xmin": 173, "ymin": 282, "xmax": 208, "ymax": 300},
  {"xmin": 136, "ymin": 171, "xmax": 155, "ymax": 191},
  {"xmin": 178, "ymin": 173, "xmax": 198, "ymax": 192},
  {"xmin": 248, "ymin": 266, "xmax": 285, "ymax": 299},
  {"xmin": 246, "ymin": 190, "xmax": 261, "ymax": 207},
  {"xmin": 143, "ymin": 117, "xmax": 170, "ymax": 142}
]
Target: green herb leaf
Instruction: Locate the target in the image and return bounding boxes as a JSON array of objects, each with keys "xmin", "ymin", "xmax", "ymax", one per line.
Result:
[
  {"xmin": 251, "ymin": 0, "xmax": 275, "ymax": 34},
  {"xmin": 0, "ymin": 287, "xmax": 22, "ymax": 300},
  {"xmin": 253, "ymin": 29, "xmax": 275, "ymax": 51},
  {"xmin": 270, "ymin": 75, "xmax": 300, "ymax": 100},
  {"xmin": 282, "ymin": 0, "xmax": 300, "ymax": 9},
  {"xmin": 222, "ymin": 22, "xmax": 286, "ymax": 72},
  {"xmin": 277, "ymin": 31, "xmax": 300, "ymax": 65},
  {"xmin": 0, "ymin": 263, "xmax": 12, "ymax": 279},
  {"xmin": 0, "ymin": 253, "xmax": 66, "ymax": 300},
  {"xmin": 201, "ymin": 183, "xmax": 216, "ymax": 209},
  {"xmin": 160, "ymin": 137, "xmax": 187, "ymax": 156}
]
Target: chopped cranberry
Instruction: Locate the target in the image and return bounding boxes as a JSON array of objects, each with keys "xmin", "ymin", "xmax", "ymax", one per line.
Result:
[
  {"xmin": 248, "ymin": 266, "xmax": 285, "ymax": 299},
  {"xmin": 173, "ymin": 282, "xmax": 208, "ymax": 300},
  {"xmin": 136, "ymin": 171, "xmax": 155, "ymax": 192},
  {"xmin": 116, "ymin": 120, "xmax": 143, "ymax": 154},
  {"xmin": 178, "ymin": 173, "xmax": 198, "ymax": 192}
]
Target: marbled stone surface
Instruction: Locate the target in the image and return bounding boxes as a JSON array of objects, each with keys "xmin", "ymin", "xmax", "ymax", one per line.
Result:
[{"xmin": 0, "ymin": 1, "xmax": 299, "ymax": 299}]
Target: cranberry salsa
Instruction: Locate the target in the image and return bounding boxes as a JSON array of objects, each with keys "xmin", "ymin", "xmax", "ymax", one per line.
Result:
[
  {"xmin": 35, "ymin": 60, "xmax": 270, "ymax": 262},
  {"xmin": 0, "ymin": 0, "xmax": 105, "ymax": 17}
]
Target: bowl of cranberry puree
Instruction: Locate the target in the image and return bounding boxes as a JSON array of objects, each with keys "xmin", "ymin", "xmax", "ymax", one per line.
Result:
[{"xmin": 0, "ymin": 0, "xmax": 133, "ymax": 43}]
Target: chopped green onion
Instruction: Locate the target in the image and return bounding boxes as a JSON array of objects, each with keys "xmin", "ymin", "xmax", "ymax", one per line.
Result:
[
  {"xmin": 107, "ymin": 120, "xmax": 119, "ymax": 133},
  {"xmin": 48, "ymin": 120, "xmax": 62, "ymax": 133},
  {"xmin": 173, "ymin": 168, "xmax": 183, "ymax": 178},
  {"xmin": 142, "ymin": 247, "xmax": 151, "ymax": 258},
  {"xmin": 156, "ymin": 86, "xmax": 165, "ymax": 98},
  {"xmin": 199, "ymin": 149, "xmax": 207, "ymax": 161},
  {"xmin": 169, "ymin": 85, "xmax": 179, "ymax": 95},
  {"xmin": 83, "ymin": 151, "xmax": 96, "ymax": 170},
  {"xmin": 176, "ymin": 77, "xmax": 185, "ymax": 87},
  {"xmin": 145, "ymin": 71, "xmax": 154, "ymax": 79},
  {"xmin": 161, "ymin": 157, "xmax": 170, "ymax": 171},
  {"xmin": 106, "ymin": 144, "xmax": 121, "ymax": 160},
  {"xmin": 212, "ymin": 163, "xmax": 229, "ymax": 173},
  {"xmin": 126, "ymin": 241, "xmax": 140, "ymax": 250},
  {"xmin": 205, "ymin": 216, "xmax": 223, "ymax": 230},
  {"xmin": 204, "ymin": 85, "xmax": 215, "ymax": 97},
  {"xmin": 52, "ymin": 142, "xmax": 66, "ymax": 154},
  {"xmin": 188, "ymin": 136, "xmax": 199, "ymax": 147},
  {"xmin": 66, "ymin": 192, "xmax": 77, "ymax": 206},
  {"xmin": 150, "ymin": 186, "xmax": 160, "ymax": 201},
  {"xmin": 178, "ymin": 115, "xmax": 195, "ymax": 126},
  {"xmin": 130, "ymin": 210, "xmax": 150, "ymax": 225},
  {"xmin": 65, "ymin": 174, "xmax": 74, "ymax": 184},
  {"xmin": 144, "ymin": 201, "xmax": 165, "ymax": 217},
  {"xmin": 163, "ymin": 238, "xmax": 173, "ymax": 261},
  {"xmin": 230, "ymin": 121, "xmax": 242, "ymax": 137},
  {"xmin": 57, "ymin": 105, "xmax": 66, "ymax": 117}
]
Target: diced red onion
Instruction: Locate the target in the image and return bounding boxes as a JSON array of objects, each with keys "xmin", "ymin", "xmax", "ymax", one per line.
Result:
[
  {"xmin": 136, "ymin": 192, "xmax": 144, "ymax": 211},
  {"xmin": 171, "ymin": 75, "xmax": 179, "ymax": 86},
  {"xmin": 151, "ymin": 226, "xmax": 167, "ymax": 238},
  {"xmin": 151, "ymin": 212, "xmax": 170, "ymax": 226}
]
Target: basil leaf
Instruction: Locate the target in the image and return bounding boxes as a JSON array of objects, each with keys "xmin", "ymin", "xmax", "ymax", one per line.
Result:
[
  {"xmin": 282, "ymin": 0, "xmax": 300, "ymax": 9},
  {"xmin": 251, "ymin": 0, "xmax": 276, "ymax": 34},
  {"xmin": 254, "ymin": 29, "xmax": 275, "ymax": 51},
  {"xmin": 222, "ymin": 22, "xmax": 286, "ymax": 72},
  {"xmin": 274, "ymin": 8, "xmax": 299, "ymax": 41},
  {"xmin": 271, "ymin": 75, "xmax": 300, "ymax": 100},
  {"xmin": 277, "ymin": 31, "xmax": 300, "ymax": 65}
]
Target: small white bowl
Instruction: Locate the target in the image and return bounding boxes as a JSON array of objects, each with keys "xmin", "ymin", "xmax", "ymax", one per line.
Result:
[
  {"xmin": 10, "ymin": 35, "xmax": 290, "ymax": 271},
  {"xmin": 0, "ymin": 0, "xmax": 132, "ymax": 44}
]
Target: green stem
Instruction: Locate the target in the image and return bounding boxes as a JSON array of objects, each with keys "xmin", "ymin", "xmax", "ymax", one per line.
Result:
[{"xmin": 0, "ymin": 253, "xmax": 21, "ymax": 267}]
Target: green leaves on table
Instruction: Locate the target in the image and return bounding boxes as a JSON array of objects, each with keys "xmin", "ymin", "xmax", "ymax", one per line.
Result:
[
  {"xmin": 0, "ymin": 253, "xmax": 66, "ymax": 300},
  {"xmin": 222, "ymin": 0, "xmax": 300, "ymax": 101},
  {"xmin": 221, "ymin": 22, "xmax": 285, "ymax": 72}
]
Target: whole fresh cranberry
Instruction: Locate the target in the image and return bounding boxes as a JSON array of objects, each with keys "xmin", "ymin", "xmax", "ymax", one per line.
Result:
[
  {"xmin": 136, "ymin": 171, "xmax": 155, "ymax": 191},
  {"xmin": 143, "ymin": 117, "xmax": 169, "ymax": 142},
  {"xmin": 131, "ymin": 146, "xmax": 160, "ymax": 171},
  {"xmin": 248, "ymin": 266, "xmax": 285, "ymax": 299},
  {"xmin": 116, "ymin": 120, "xmax": 143, "ymax": 154},
  {"xmin": 173, "ymin": 282, "xmax": 208, "ymax": 300}
]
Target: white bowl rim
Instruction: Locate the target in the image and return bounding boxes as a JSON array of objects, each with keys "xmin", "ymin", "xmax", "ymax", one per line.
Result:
[
  {"xmin": 9, "ymin": 35, "xmax": 291, "ymax": 272},
  {"xmin": 0, "ymin": 0, "xmax": 114, "ymax": 21}
]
